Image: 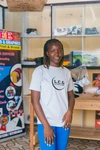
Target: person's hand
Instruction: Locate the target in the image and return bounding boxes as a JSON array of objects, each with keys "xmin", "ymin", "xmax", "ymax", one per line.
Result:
[
  {"xmin": 62, "ymin": 109, "xmax": 73, "ymax": 129},
  {"xmin": 44, "ymin": 125, "xmax": 55, "ymax": 146}
]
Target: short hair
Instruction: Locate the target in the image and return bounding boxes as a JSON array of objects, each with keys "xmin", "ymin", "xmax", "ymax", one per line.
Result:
[{"xmin": 43, "ymin": 39, "xmax": 64, "ymax": 67}]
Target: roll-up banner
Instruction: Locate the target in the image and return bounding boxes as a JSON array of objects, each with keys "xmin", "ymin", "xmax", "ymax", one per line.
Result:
[{"xmin": 0, "ymin": 30, "xmax": 25, "ymax": 141}]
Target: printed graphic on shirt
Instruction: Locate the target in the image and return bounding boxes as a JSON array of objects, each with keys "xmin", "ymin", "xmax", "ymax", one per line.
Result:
[{"xmin": 52, "ymin": 77, "xmax": 65, "ymax": 90}]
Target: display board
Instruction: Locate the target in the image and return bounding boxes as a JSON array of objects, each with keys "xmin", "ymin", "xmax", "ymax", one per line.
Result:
[{"xmin": 0, "ymin": 30, "xmax": 25, "ymax": 141}]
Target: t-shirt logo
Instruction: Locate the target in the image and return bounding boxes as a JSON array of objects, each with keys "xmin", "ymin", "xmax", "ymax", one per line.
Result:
[{"xmin": 52, "ymin": 77, "xmax": 65, "ymax": 90}]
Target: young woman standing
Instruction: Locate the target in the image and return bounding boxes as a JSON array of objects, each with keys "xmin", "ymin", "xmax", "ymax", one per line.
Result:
[{"xmin": 29, "ymin": 39, "xmax": 75, "ymax": 150}]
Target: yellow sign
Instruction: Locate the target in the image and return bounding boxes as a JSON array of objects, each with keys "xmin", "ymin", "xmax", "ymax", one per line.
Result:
[{"xmin": 0, "ymin": 44, "xmax": 21, "ymax": 50}]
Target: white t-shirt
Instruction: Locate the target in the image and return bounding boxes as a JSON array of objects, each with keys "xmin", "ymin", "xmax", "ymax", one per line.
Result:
[{"xmin": 29, "ymin": 65, "xmax": 74, "ymax": 127}]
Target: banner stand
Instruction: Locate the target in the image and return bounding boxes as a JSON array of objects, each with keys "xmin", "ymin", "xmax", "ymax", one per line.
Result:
[
  {"xmin": 0, "ymin": 132, "xmax": 26, "ymax": 142},
  {"xmin": 0, "ymin": 30, "xmax": 26, "ymax": 142}
]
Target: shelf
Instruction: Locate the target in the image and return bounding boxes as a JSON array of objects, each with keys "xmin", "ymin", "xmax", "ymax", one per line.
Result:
[
  {"xmin": 22, "ymin": 64, "xmax": 100, "ymax": 70},
  {"xmin": 48, "ymin": 1, "xmax": 100, "ymax": 6},
  {"xmin": 67, "ymin": 66, "xmax": 100, "ymax": 70},
  {"xmin": 24, "ymin": 93, "xmax": 100, "ymax": 111},
  {"xmin": 53, "ymin": 35, "xmax": 82, "ymax": 38},
  {"xmin": 22, "ymin": 65, "xmax": 38, "ymax": 68},
  {"xmin": 32, "ymin": 132, "xmax": 38, "ymax": 145},
  {"xmin": 21, "ymin": 34, "xmax": 51, "ymax": 38},
  {"xmin": 74, "ymin": 98, "xmax": 100, "ymax": 110},
  {"xmin": 53, "ymin": 34, "xmax": 100, "ymax": 38},
  {"xmin": 70, "ymin": 126, "xmax": 100, "ymax": 141},
  {"xmin": 21, "ymin": 34, "xmax": 100, "ymax": 38},
  {"xmin": 23, "ymin": 93, "xmax": 31, "ymax": 98},
  {"xmin": 84, "ymin": 34, "xmax": 100, "ymax": 37}
]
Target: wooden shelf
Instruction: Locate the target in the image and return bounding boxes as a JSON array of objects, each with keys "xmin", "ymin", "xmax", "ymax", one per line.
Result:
[
  {"xmin": 33, "ymin": 132, "xmax": 38, "ymax": 145},
  {"xmin": 23, "ymin": 93, "xmax": 31, "ymax": 98},
  {"xmin": 22, "ymin": 65, "xmax": 100, "ymax": 69},
  {"xmin": 70, "ymin": 126, "xmax": 100, "ymax": 141},
  {"xmin": 24, "ymin": 93, "xmax": 100, "ymax": 111},
  {"xmin": 74, "ymin": 99, "xmax": 100, "ymax": 110}
]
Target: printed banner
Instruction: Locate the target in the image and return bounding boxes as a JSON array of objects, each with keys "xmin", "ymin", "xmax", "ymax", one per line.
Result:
[{"xmin": 0, "ymin": 30, "xmax": 25, "ymax": 141}]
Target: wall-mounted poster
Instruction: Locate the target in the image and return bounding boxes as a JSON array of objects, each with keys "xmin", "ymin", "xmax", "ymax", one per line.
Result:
[{"xmin": 0, "ymin": 30, "xmax": 25, "ymax": 141}]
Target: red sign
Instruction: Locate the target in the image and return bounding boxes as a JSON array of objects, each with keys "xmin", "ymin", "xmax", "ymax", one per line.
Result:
[{"xmin": 0, "ymin": 30, "xmax": 21, "ymax": 41}]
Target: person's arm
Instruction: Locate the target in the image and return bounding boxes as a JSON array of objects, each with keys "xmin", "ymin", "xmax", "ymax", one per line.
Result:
[
  {"xmin": 68, "ymin": 90, "xmax": 75, "ymax": 113},
  {"xmin": 62, "ymin": 90, "xmax": 75, "ymax": 128},
  {"xmin": 31, "ymin": 90, "xmax": 55, "ymax": 144}
]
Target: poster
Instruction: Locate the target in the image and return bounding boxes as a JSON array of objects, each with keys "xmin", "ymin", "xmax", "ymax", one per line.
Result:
[{"xmin": 0, "ymin": 30, "xmax": 25, "ymax": 141}]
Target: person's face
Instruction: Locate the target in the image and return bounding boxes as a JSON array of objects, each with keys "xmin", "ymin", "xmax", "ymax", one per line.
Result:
[{"xmin": 46, "ymin": 43, "xmax": 64, "ymax": 67}]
